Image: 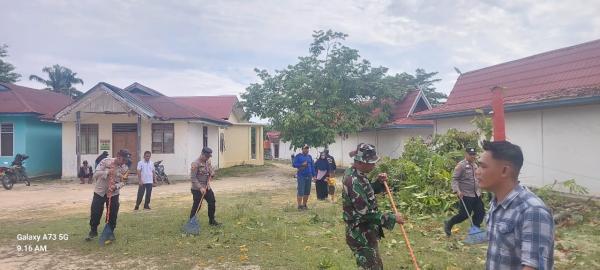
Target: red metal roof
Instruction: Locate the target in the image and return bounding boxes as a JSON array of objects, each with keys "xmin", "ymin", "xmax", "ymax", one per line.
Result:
[
  {"xmin": 417, "ymin": 39, "xmax": 600, "ymax": 118},
  {"xmin": 136, "ymin": 95, "xmax": 229, "ymax": 124},
  {"xmin": 382, "ymin": 90, "xmax": 433, "ymax": 128},
  {"xmin": 0, "ymin": 83, "xmax": 73, "ymax": 120},
  {"xmin": 172, "ymin": 96, "xmax": 239, "ymax": 120}
]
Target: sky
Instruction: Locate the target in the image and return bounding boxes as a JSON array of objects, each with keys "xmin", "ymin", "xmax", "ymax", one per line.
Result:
[{"xmin": 1, "ymin": 0, "xmax": 599, "ymax": 98}]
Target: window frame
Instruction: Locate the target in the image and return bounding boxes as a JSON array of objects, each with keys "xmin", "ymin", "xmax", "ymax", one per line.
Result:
[
  {"xmin": 79, "ymin": 124, "xmax": 99, "ymax": 155},
  {"xmin": 152, "ymin": 123, "xmax": 175, "ymax": 154},
  {"xmin": 0, "ymin": 122, "xmax": 14, "ymax": 157}
]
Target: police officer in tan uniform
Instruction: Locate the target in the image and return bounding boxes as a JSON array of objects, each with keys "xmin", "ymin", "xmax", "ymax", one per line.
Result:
[{"xmin": 444, "ymin": 147, "xmax": 485, "ymax": 236}]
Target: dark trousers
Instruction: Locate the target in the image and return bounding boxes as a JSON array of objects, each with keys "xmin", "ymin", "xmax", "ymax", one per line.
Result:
[
  {"xmin": 190, "ymin": 189, "xmax": 216, "ymax": 221},
  {"xmin": 90, "ymin": 193, "xmax": 120, "ymax": 232},
  {"xmin": 135, "ymin": 183, "xmax": 153, "ymax": 208},
  {"xmin": 448, "ymin": 196, "xmax": 485, "ymax": 228},
  {"xmin": 315, "ymin": 180, "xmax": 329, "ymax": 200}
]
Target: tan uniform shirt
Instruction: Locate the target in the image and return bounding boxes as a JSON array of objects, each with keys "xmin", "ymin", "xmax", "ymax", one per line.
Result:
[
  {"xmin": 93, "ymin": 158, "xmax": 129, "ymax": 197},
  {"xmin": 190, "ymin": 158, "xmax": 214, "ymax": 191},
  {"xmin": 451, "ymin": 159, "xmax": 481, "ymax": 198}
]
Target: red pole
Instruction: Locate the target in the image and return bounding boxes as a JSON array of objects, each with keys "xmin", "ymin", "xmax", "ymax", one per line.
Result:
[{"xmin": 491, "ymin": 86, "xmax": 506, "ymax": 141}]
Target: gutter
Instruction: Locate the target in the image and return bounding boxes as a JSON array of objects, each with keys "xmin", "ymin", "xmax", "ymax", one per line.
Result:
[
  {"xmin": 186, "ymin": 119, "xmax": 231, "ymax": 128},
  {"xmin": 414, "ymin": 95, "xmax": 600, "ymax": 120}
]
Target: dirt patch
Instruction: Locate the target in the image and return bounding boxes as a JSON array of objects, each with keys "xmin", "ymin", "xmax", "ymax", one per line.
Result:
[{"xmin": 0, "ymin": 163, "xmax": 296, "ymax": 221}]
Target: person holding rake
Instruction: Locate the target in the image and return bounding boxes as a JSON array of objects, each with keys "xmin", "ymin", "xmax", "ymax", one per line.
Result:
[{"xmin": 85, "ymin": 149, "xmax": 130, "ymax": 242}]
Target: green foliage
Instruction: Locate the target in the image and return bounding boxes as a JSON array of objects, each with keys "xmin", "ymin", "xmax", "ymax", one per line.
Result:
[
  {"xmin": 241, "ymin": 29, "xmax": 444, "ymax": 149},
  {"xmin": 0, "ymin": 44, "xmax": 21, "ymax": 83},
  {"xmin": 431, "ymin": 128, "xmax": 480, "ymax": 163},
  {"xmin": 536, "ymin": 179, "xmax": 589, "ymax": 202},
  {"xmin": 370, "ymin": 137, "xmax": 456, "ymax": 215},
  {"xmin": 29, "ymin": 64, "xmax": 84, "ymax": 98},
  {"xmin": 370, "ymin": 128, "xmax": 483, "ymax": 215},
  {"xmin": 471, "ymin": 109, "xmax": 493, "ymax": 143}
]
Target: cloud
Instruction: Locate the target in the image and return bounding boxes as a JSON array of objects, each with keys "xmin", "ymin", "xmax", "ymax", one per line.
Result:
[{"xmin": 2, "ymin": 0, "xmax": 600, "ymax": 96}]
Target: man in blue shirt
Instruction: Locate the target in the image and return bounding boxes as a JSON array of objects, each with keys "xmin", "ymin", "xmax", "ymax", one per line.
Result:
[
  {"xmin": 477, "ymin": 140, "xmax": 554, "ymax": 270},
  {"xmin": 293, "ymin": 144, "xmax": 316, "ymax": 210}
]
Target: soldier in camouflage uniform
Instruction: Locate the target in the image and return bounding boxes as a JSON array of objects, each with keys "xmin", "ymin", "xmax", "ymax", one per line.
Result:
[{"xmin": 342, "ymin": 143, "xmax": 404, "ymax": 270}]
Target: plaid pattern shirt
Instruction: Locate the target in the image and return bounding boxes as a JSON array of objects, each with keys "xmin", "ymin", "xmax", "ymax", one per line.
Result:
[{"xmin": 486, "ymin": 185, "xmax": 554, "ymax": 270}]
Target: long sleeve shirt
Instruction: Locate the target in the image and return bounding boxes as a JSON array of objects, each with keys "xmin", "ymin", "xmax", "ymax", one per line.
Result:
[
  {"xmin": 342, "ymin": 167, "xmax": 396, "ymax": 230},
  {"xmin": 292, "ymin": 153, "xmax": 316, "ymax": 178},
  {"xmin": 93, "ymin": 158, "xmax": 129, "ymax": 197}
]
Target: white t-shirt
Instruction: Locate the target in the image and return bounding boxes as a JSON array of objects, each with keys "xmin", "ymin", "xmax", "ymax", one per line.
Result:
[{"xmin": 137, "ymin": 160, "xmax": 155, "ymax": 184}]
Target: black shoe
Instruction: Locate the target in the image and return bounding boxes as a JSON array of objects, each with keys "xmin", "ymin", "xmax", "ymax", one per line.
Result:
[
  {"xmin": 298, "ymin": 205, "xmax": 303, "ymax": 211},
  {"xmin": 209, "ymin": 220, "xmax": 222, "ymax": 226},
  {"xmin": 134, "ymin": 206, "xmax": 139, "ymax": 211},
  {"xmin": 85, "ymin": 230, "xmax": 98, "ymax": 241},
  {"xmin": 444, "ymin": 221, "xmax": 452, "ymax": 237},
  {"xmin": 143, "ymin": 206, "xmax": 151, "ymax": 210}
]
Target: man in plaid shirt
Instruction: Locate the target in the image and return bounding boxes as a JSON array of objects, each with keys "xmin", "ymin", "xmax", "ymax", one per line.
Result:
[{"xmin": 477, "ymin": 140, "xmax": 554, "ymax": 270}]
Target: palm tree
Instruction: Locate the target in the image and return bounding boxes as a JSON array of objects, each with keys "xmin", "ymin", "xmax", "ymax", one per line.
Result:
[{"xmin": 29, "ymin": 65, "xmax": 84, "ymax": 98}]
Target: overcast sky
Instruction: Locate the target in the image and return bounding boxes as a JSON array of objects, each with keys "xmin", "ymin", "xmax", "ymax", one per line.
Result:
[{"xmin": 1, "ymin": 0, "xmax": 599, "ymax": 97}]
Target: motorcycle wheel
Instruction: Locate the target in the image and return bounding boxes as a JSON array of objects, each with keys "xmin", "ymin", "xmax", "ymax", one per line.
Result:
[
  {"xmin": 164, "ymin": 176, "xmax": 170, "ymax": 185},
  {"xmin": 2, "ymin": 175, "xmax": 14, "ymax": 190}
]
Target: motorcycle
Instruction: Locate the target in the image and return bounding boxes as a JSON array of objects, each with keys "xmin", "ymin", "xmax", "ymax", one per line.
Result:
[
  {"xmin": 1, "ymin": 154, "xmax": 31, "ymax": 190},
  {"xmin": 153, "ymin": 160, "xmax": 170, "ymax": 185}
]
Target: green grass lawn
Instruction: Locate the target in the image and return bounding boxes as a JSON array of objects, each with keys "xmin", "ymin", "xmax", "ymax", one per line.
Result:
[{"xmin": 1, "ymin": 189, "xmax": 599, "ymax": 269}]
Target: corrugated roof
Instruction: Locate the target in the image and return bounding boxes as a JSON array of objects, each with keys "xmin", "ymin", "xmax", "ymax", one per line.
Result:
[
  {"xmin": 0, "ymin": 83, "xmax": 73, "ymax": 120},
  {"xmin": 417, "ymin": 39, "xmax": 600, "ymax": 118},
  {"xmin": 172, "ymin": 95, "xmax": 238, "ymax": 120},
  {"xmin": 136, "ymin": 95, "xmax": 230, "ymax": 124},
  {"xmin": 381, "ymin": 90, "xmax": 433, "ymax": 128}
]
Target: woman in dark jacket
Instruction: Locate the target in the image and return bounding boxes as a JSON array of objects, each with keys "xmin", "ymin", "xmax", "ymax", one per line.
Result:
[{"xmin": 314, "ymin": 152, "xmax": 330, "ymax": 200}]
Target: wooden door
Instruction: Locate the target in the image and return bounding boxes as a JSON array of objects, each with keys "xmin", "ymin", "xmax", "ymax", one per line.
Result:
[{"xmin": 113, "ymin": 132, "xmax": 138, "ymax": 173}]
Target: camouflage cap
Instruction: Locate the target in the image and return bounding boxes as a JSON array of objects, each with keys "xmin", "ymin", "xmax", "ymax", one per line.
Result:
[{"xmin": 353, "ymin": 143, "xmax": 379, "ymax": 164}]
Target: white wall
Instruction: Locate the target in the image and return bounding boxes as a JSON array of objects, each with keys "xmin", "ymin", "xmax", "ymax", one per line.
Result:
[
  {"xmin": 434, "ymin": 104, "xmax": 600, "ymax": 195},
  {"xmin": 62, "ymin": 114, "xmax": 221, "ymax": 177},
  {"xmin": 274, "ymin": 127, "xmax": 433, "ymax": 168}
]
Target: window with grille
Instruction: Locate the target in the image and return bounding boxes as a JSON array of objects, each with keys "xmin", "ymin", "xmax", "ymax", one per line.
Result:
[
  {"xmin": 80, "ymin": 124, "xmax": 99, "ymax": 155},
  {"xmin": 152, "ymin": 123, "xmax": 174, "ymax": 153},
  {"xmin": 0, "ymin": 123, "xmax": 14, "ymax": 156}
]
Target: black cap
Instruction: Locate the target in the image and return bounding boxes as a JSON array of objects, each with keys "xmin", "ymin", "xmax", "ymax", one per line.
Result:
[
  {"xmin": 302, "ymin": 144, "xmax": 309, "ymax": 149},
  {"xmin": 202, "ymin": 147, "xmax": 213, "ymax": 155},
  {"xmin": 117, "ymin": 149, "xmax": 131, "ymax": 161},
  {"xmin": 466, "ymin": 147, "xmax": 477, "ymax": 154}
]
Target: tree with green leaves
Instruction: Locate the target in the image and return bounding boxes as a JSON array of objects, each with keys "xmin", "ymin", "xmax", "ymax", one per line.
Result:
[
  {"xmin": 391, "ymin": 68, "xmax": 447, "ymax": 106},
  {"xmin": 0, "ymin": 44, "xmax": 22, "ymax": 83},
  {"xmin": 242, "ymin": 30, "xmax": 444, "ymax": 149},
  {"xmin": 29, "ymin": 64, "xmax": 84, "ymax": 97}
]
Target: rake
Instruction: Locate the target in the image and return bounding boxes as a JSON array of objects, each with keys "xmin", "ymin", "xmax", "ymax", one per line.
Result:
[
  {"xmin": 183, "ymin": 177, "xmax": 211, "ymax": 235},
  {"xmin": 383, "ymin": 181, "xmax": 420, "ymax": 270},
  {"xmin": 459, "ymin": 197, "xmax": 487, "ymax": 245}
]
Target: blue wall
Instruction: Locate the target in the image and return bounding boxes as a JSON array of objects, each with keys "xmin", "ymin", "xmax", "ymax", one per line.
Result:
[
  {"xmin": 0, "ymin": 115, "xmax": 27, "ymax": 168},
  {"xmin": 25, "ymin": 117, "xmax": 62, "ymax": 177},
  {"xmin": 0, "ymin": 114, "xmax": 62, "ymax": 178}
]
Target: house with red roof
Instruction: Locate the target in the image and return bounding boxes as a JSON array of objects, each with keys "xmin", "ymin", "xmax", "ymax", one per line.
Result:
[
  {"xmin": 415, "ymin": 39, "xmax": 600, "ymax": 194},
  {"xmin": 55, "ymin": 82, "xmax": 264, "ymax": 178},
  {"xmin": 274, "ymin": 89, "xmax": 434, "ymax": 167},
  {"xmin": 0, "ymin": 83, "xmax": 72, "ymax": 177}
]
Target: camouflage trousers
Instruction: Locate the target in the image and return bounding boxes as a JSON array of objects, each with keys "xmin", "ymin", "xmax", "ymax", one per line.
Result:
[{"xmin": 345, "ymin": 225, "xmax": 383, "ymax": 270}]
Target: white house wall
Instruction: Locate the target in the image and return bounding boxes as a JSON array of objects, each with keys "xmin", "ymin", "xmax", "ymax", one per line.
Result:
[
  {"xmin": 275, "ymin": 128, "xmax": 432, "ymax": 168},
  {"xmin": 62, "ymin": 113, "xmax": 221, "ymax": 178},
  {"xmin": 434, "ymin": 104, "xmax": 600, "ymax": 195}
]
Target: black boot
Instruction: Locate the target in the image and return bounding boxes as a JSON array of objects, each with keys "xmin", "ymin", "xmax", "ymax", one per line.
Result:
[
  {"xmin": 209, "ymin": 219, "xmax": 222, "ymax": 226},
  {"xmin": 85, "ymin": 230, "xmax": 98, "ymax": 241},
  {"xmin": 443, "ymin": 220, "xmax": 452, "ymax": 237}
]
